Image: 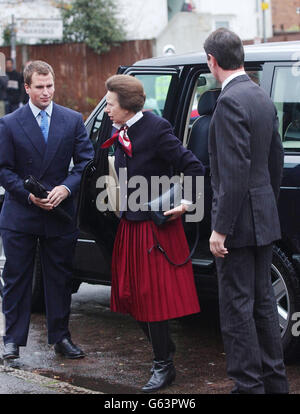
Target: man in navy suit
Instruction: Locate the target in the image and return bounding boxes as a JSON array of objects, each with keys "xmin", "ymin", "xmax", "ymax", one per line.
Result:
[
  {"xmin": 0, "ymin": 60, "xmax": 94, "ymax": 359},
  {"xmin": 204, "ymin": 29, "xmax": 288, "ymax": 393}
]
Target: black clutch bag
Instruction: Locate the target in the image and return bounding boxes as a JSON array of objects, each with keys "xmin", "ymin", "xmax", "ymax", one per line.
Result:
[
  {"xmin": 145, "ymin": 182, "xmax": 200, "ymax": 266},
  {"xmin": 24, "ymin": 175, "xmax": 73, "ymax": 224},
  {"xmin": 145, "ymin": 182, "xmax": 182, "ymax": 226}
]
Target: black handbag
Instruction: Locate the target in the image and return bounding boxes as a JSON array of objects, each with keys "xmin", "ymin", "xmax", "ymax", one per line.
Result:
[
  {"xmin": 146, "ymin": 182, "xmax": 182, "ymax": 226},
  {"xmin": 146, "ymin": 182, "xmax": 200, "ymax": 266}
]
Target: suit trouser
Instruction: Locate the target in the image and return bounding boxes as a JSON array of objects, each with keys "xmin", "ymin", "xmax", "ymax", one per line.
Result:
[
  {"xmin": 1, "ymin": 229, "xmax": 77, "ymax": 346},
  {"xmin": 215, "ymin": 244, "xmax": 288, "ymax": 394}
]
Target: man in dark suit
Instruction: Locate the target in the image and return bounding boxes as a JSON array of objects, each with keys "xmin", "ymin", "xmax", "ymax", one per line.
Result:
[
  {"xmin": 204, "ymin": 29, "xmax": 288, "ymax": 393},
  {"xmin": 0, "ymin": 60, "xmax": 94, "ymax": 360},
  {"xmin": 5, "ymin": 57, "xmax": 22, "ymax": 114}
]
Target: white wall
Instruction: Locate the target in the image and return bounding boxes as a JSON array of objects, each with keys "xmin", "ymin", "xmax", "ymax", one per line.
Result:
[
  {"xmin": 0, "ymin": 0, "xmax": 273, "ymax": 51},
  {"xmin": 0, "ymin": 0, "xmax": 168, "ymax": 45},
  {"xmin": 156, "ymin": 12, "xmax": 212, "ymax": 56},
  {"xmin": 0, "ymin": 1, "xmax": 61, "ymax": 25},
  {"xmin": 117, "ymin": 0, "xmax": 273, "ymax": 57},
  {"xmin": 116, "ymin": 0, "xmax": 272, "ymax": 42},
  {"xmin": 193, "ymin": 0, "xmax": 273, "ymax": 40},
  {"xmin": 116, "ymin": 0, "xmax": 168, "ymax": 40},
  {"xmin": 0, "ymin": 0, "xmax": 61, "ymax": 44}
]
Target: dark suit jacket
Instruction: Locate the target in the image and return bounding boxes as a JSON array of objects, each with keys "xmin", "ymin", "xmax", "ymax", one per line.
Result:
[
  {"xmin": 208, "ymin": 75, "xmax": 284, "ymax": 248},
  {"xmin": 114, "ymin": 111, "xmax": 205, "ymax": 221},
  {"xmin": 0, "ymin": 102, "xmax": 94, "ymax": 237}
]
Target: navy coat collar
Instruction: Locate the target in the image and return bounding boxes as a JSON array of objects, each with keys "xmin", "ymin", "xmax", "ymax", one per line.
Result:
[
  {"xmin": 17, "ymin": 103, "xmax": 46, "ymax": 157},
  {"xmin": 17, "ymin": 102, "xmax": 66, "ymax": 176}
]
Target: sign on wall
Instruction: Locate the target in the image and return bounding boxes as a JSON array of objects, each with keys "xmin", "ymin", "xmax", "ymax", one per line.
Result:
[{"xmin": 16, "ymin": 18, "xmax": 63, "ymax": 42}]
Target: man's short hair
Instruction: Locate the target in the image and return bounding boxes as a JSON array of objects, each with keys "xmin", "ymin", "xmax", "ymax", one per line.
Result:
[
  {"xmin": 204, "ymin": 28, "xmax": 244, "ymax": 70},
  {"xmin": 105, "ymin": 74, "xmax": 146, "ymax": 113},
  {"xmin": 24, "ymin": 60, "xmax": 55, "ymax": 86}
]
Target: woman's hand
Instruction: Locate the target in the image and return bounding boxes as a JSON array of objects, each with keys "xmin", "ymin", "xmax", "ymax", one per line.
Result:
[{"xmin": 163, "ymin": 203, "xmax": 189, "ymax": 221}]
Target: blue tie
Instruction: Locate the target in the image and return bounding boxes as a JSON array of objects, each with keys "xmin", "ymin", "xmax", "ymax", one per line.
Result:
[{"xmin": 40, "ymin": 110, "xmax": 49, "ymax": 142}]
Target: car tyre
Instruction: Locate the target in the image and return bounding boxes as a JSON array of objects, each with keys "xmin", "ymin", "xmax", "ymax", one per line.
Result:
[{"xmin": 272, "ymin": 245, "xmax": 300, "ymax": 362}]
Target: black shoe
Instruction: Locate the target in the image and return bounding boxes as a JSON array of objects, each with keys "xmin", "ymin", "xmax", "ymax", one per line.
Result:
[
  {"xmin": 150, "ymin": 342, "xmax": 176, "ymax": 373},
  {"xmin": 54, "ymin": 338, "xmax": 85, "ymax": 359},
  {"xmin": 3, "ymin": 343, "xmax": 19, "ymax": 360},
  {"xmin": 142, "ymin": 360, "xmax": 176, "ymax": 393}
]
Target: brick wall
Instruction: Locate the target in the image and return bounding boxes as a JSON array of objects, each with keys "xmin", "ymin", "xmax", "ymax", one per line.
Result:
[
  {"xmin": 272, "ymin": 0, "xmax": 300, "ymax": 32},
  {"xmin": 0, "ymin": 40, "xmax": 153, "ymax": 119}
]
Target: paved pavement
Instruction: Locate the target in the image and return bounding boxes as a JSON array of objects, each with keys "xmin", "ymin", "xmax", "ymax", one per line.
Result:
[
  {"xmin": 0, "ymin": 284, "xmax": 300, "ymax": 395},
  {"xmin": 0, "ymin": 364, "xmax": 102, "ymax": 394},
  {"xmin": 0, "ymin": 292, "xmax": 103, "ymax": 394},
  {"xmin": 0, "ymin": 310, "xmax": 101, "ymax": 395}
]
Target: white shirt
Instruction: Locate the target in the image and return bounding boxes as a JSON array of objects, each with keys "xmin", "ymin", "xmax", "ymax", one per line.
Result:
[
  {"xmin": 29, "ymin": 100, "xmax": 53, "ymax": 126},
  {"xmin": 222, "ymin": 70, "xmax": 246, "ymax": 90},
  {"xmin": 112, "ymin": 111, "xmax": 143, "ymax": 130}
]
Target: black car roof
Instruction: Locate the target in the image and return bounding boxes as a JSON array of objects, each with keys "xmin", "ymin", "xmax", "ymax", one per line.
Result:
[{"xmin": 133, "ymin": 41, "xmax": 300, "ymax": 67}]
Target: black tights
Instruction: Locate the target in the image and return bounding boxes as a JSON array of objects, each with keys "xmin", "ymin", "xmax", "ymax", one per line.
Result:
[{"xmin": 138, "ymin": 321, "xmax": 175, "ymax": 361}]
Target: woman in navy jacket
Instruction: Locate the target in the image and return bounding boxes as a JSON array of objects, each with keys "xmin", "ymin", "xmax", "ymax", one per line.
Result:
[{"xmin": 102, "ymin": 75, "xmax": 204, "ymax": 392}]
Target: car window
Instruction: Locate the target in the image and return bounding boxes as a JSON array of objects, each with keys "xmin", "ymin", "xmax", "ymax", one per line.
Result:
[
  {"xmin": 184, "ymin": 69, "xmax": 262, "ymax": 159},
  {"xmin": 188, "ymin": 73, "xmax": 221, "ymax": 127},
  {"xmin": 247, "ymin": 70, "xmax": 262, "ymax": 85},
  {"xmin": 187, "ymin": 69, "xmax": 262, "ymax": 127},
  {"xmin": 135, "ymin": 73, "xmax": 173, "ymax": 117},
  {"xmin": 86, "ymin": 72, "xmax": 177, "ymax": 149},
  {"xmin": 182, "ymin": 72, "xmax": 221, "ymax": 153},
  {"xmin": 88, "ymin": 104, "xmax": 105, "ymax": 148},
  {"xmin": 272, "ymin": 66, "xmax": 300, "ymax": 152}
]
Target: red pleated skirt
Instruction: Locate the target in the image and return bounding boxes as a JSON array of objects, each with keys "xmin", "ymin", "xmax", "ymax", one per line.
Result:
[{"xmin": 110, "ymin": 217, "xmax": 200, "ymax": 322}]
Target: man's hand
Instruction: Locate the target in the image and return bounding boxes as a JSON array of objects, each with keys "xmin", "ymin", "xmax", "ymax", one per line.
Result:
[
  {"xmin": 29, "ymin": 185, "xmax": 69, "ymax": 210},
  {"xmin": 209, "ymin": 230, "xmax": 228, "ymax": 258},
  {"xmin": 164, "ymin": 203, "xmax": 189, "ymax": 221},
  {"xmin": 29, "ymin": 193, "xmax": 54, "ymax": 211},
  {"xmin": 47, "ymin": 185, "xmax": 69, "ymax": 207}
]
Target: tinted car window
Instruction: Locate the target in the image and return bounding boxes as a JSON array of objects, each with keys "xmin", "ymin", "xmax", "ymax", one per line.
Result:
[
  {"xmin": 188, "ymin": 73, "xmax": 221, "ymax": 124},
  {"xmin": 188, "ymin": 70, "xmax": 262, "ymax": 123},
  {"xmin": 90, "ymin": 105, "xmax": 105, "ymax": 148},
  {"xmin": 135, "ymin": 74, "xmax": 173, "ymax": 116},
  {"xmin": 272, "ymin": 66, "xmax": 300, "ymax": 151},
  {"xmin": 185, "ymin": 69, "xmax": 262, "ymax": 149}
]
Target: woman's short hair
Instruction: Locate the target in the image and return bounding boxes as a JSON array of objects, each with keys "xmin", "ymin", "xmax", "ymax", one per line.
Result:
[
  {"xmin": 105, "ymin": 74, "xmax": 146, "ymax": 113},
  {"xmin": 24, "ymin": 60, "xmax": 55, "ymax": 86}
]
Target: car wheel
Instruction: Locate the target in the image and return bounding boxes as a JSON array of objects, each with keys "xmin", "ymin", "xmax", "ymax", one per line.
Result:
[{"xmin": 272, "ymin": 245, "xmax": 300, "ymax": 362}]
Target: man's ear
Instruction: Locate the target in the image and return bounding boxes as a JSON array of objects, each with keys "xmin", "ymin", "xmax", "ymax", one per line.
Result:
[{"xmin": 208, "ymin": 54, "xmax": 217, "ymax": 68}]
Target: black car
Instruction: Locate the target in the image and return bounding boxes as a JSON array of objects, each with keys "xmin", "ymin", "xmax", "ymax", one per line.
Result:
[{"xmin": 1, "ymin": 41, "xmax": 300, "ymax": 360}]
